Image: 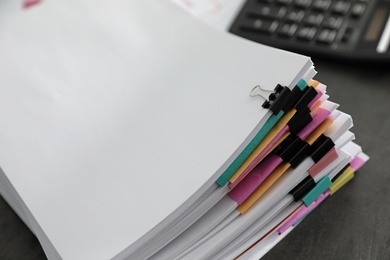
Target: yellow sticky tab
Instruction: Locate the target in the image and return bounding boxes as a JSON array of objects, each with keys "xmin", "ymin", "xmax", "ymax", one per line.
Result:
[
  {"xmin": 228, "ymin": 132, "xmax": 289, "ymax": 191},
  {"xmin": 237, "ymin": 162, "xmax": 290, "ymax": 214},
  {"xmin": 229, "ymin": 109, "xmax": 296, "ymax": 184},
  {"xmin": 310, "ymin": 100, "xmax": 323, "ymax": 112},
  {"xmin": 309, "ymin": 80, "xmax": 320, "ymax": 88},
  {"xmin": 261, "ymin": 132, "xmax": 290, "ymax": 161},
  {"xmin": 305, "ymin": 118, "xmax": 334, "ymax": 145},
  {"xmin": 330, "ymin": 167, "xmax": 355, "ymax": 195}
]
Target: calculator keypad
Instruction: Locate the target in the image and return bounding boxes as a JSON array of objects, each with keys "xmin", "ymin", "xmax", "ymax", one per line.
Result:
[{"xmin": 231, "ymin": 0, "xmax": 370, "ymax": 50}]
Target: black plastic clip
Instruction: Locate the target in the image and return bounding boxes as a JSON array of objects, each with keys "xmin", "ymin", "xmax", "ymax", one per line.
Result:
[
  {"xmin": 289, "ymin": 175, "xmax": 316, "ymax": 201},
  {"xmin": 282, "ymin": 85, "xmax": 307, "ymax": 112},
  {"xmin": 310, "ymin": 134, "xmax": 335, "ymax": 163},
  {"xmin": 294, "ymin": 86, "xmax": 318, "ymax": 112},
  {"xmin": 259, "ymin": 82, "xmax": 317, "ymax": 116},
  {"xmin": 287, "ymin": 107, "xmax": 313, "ymax": 134},
  {"xmin": 262, "ymin": 84, "xmax": 291, "ymax": 115},
  {"xmin": 331, "ymin": 163, "xmax": 351, "ymax": 182},
  {"xmin": 274, "ymin": 135, "xmax": 310, "ymax": 168}
]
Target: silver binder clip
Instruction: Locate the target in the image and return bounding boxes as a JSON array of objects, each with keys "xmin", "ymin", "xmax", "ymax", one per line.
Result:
[{"xmin": 249, "ymin": 85, "xmax": 273, "ymax": 100}]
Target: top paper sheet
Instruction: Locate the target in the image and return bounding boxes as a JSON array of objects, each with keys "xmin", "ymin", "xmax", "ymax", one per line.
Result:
[{"xmin": 0, "ymin": 0, "xmax": 312, "ymax": 259}]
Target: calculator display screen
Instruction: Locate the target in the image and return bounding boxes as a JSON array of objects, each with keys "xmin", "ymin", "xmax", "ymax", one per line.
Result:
[{"xmin": 364, "ymin": 8, "xmax": 387, "ymax": 42}]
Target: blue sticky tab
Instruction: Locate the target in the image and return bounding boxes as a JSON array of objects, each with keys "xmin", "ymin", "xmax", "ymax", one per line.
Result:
[
  {"xmin": 216, "ymin": 111, "xmax": 283, "ymax": 186},
  {"xmin": 296, "ymin": 79, "xmax": 307, "ymax": 91},
  {"xmin": 302, "ymin": 176, "xmax": 332, "ymax": 206},
  {"xmin": 215, "ymin": 79, "xmax": 307, "ymax": 186}
]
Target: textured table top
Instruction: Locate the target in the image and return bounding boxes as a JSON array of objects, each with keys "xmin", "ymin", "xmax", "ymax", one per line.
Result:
[
  {"xmin": 1, "ymin": 58, "xmax": 389, "ymax": 260},
  {"xmin": 263, "ymin": 58, "xmax": 390, "ymax": 260}
]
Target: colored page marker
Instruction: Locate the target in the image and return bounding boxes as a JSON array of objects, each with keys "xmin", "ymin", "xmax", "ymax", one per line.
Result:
[
  {"xmin": 236, "ymin": 116, "xmax": 334, "ymax": 214},
  {"xmin": 217, "ymin": 79, "xmax": 309, "ymax": 186},
  {"xmin": 229, "ymin": 106, "xmax": 334, "ymax": 207},
  {"xmin": 329, "ymin": 167, "xmax": 355, "ymax": 195},
  {"xmin": 279, "ymin": 151, "xmax": 368, "ymax": 235},
  {"xmin": 278, "ymin": 189, "xmax": 330, "ymax": 234},
  {"xmin": 229, "ymin": 85, "xmax": 321, "ymax": 185},
  {"xmin": 216, "ymin": 111, "xmax": 282, "ymax": 186},
  {"xmin": 23, "ymin": 0, "xmax": 41, "ymax": 9},
  {"xmin": 229, "ymin": 154, "xmax": 283, "ymax": 204},
  {"xmin": 302, "ymin": 176, "xmax": 332, "ymax": 206},
  {"xmin": 238, "ymin": 110, "xmax": 347, "ymax": 213},
  {"xmin": 228, "ymin": 110, "xmax": 294, "ymax": 188},
  {"xmin": 237, "ymin": 162, "xmax": 290, "ymax": 214},
  {"xmin": 229, "ymin": 91, "xmax": 327, "ymax": 189},
  {"xmin": 309, "ymin": 147, "xmax": 339, "ymax": 177},
  {"xmin": 350, "ymin": 155, "xmax": 368, "ymax": 171},
  {"xmin": 227, "ymin": 81, "xmax": 310, "ymax": 185}
]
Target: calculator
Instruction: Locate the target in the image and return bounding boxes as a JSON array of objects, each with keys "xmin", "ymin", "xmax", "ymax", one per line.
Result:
[{"xmin": 229, "ymin": 0, "xmax": 390, "ymax": 62}]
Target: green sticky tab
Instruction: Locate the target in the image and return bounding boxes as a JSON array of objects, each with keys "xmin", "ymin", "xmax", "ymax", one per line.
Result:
[
  {"xmin": 216, "ymin": 78, "xmax": 307, "ymax": 186},
  {"xmin": 216, "ymin": 110, "xmax": 284, "ymax": 186},
  {"xmin": 296, "ymin": 79, "xmax": 307, "ymax": 91},
  {"xmin": 302, "ymin": 176, "xmax": 332, "ymax": 206}
]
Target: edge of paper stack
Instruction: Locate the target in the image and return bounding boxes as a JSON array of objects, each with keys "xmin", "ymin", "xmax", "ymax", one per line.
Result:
[
  {"xmin": 0, "ymin": 1, "xmax": 369, "ymax": 259},
  {"xmin": 144, "ymin": 79, "xmax": 369, "ymax": 260}
]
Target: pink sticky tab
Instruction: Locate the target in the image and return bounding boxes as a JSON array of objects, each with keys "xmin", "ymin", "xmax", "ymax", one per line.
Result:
[
  {"xmin": 23, "ymin": 0, "xmax": 41, "ymax": 9},
  {"xmin": 228, "ymin": 155, "xmax": 283, "ymax": 205},
  {"xmin": 298, "ymin": 108, "xmax": 330, "ymax": 140},
  {"xmin": 229, "ymin": 125, "xmax": 289, "ymax": 189},
  {"xmin": 350, "ymin": 156, "xmax": 366, "ymax": 171},
  {"xmin": 308, "ymin": 89, "xmax": 323, "ymax": 109},
  {"xmin": 278, "ymin": 189, "xmax": 330, "ymax": 234},
  {"xmin": 309, "ymin": 147, "xmax": 338, "ymax": 177}
]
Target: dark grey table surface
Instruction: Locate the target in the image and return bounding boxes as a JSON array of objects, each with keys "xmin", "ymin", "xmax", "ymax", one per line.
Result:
[{"xmin": 1, "ymin": 58, "xmax": 389, "ymax": 260}]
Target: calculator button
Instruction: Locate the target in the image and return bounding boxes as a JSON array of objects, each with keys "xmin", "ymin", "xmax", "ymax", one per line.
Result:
[
  {"xmin": 249, "ymin": 6, "xmax": 287, "ymax": 20},
  {"xmin": 341, "ymin": 27, "xmax": 353, "ymax": 43},
  {"xmin": 351, "ymin": 3, "xmax": 366, "ymax": 18},
  {"xmin": 304, "ymin": 13, "xmax": 324, "ymax": 26},
  {"xmin": 316, "ymin": 29, "xmax": 337, "ymax": 44},
  {"xmin": 250, "ymin": 6, "xmax": 271, "ymax": 18},
  {"xmin": 332, "ymin": 1, "xmax": 351, "ymax": 14},
  {"xmin": 294, "ymin": 0, "xmax": 312, "ymax": 9},
  {"xmin": 312, "ymin": 0, "xmax": 331, "ymax": 11},
  {"xmin": 323, "ymin": 16, "xmax": 344, "ymax": 30},
  {"xmin": 276, "ymin": 0, "xmax": 293, "ymax": 6},
  {"xmin": 241, "ymin": 19, "xmax": 279, "ymax": 34},
  {"xmin": 278, "ymin": 23, "xmax": 299, "ymax": 37},
  {"xmin": 268, "ymin": 21, "xmax": 280, "ymax": 33},
  {"xmin": 286, "ymin": 10, "xmax": 305, "ymax": 23},
  {"xmin": 297, "ymin": 26, "xmax": 317, "ymax": 40}
]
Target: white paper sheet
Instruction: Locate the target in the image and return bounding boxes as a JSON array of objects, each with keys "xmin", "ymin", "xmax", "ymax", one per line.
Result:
[{"xmin": 0, "ymin": 0, "xmax": 312, "ymax": 259}]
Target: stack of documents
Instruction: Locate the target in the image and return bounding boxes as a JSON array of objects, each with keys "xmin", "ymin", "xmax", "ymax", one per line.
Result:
[{"xmin": 0, "ymin": 0, "xmax": 368, "ymax": 259}]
